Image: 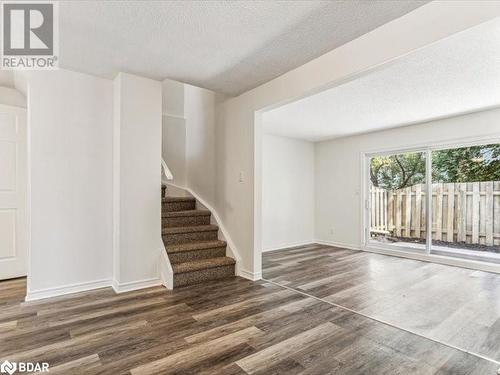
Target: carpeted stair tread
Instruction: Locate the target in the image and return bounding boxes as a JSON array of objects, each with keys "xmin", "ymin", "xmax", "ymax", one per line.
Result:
[
  {"xmin": 166, "ymin": 240, "xmax": 227, "ymax": 254},
  {"xmin": 161, "ymin": 187, "xmax": 235, "ymax": 287},
  {"xmin": 164, "ymin": 224, "xmax": 218, "ymax": 235},
  {"xmin": 172, "ymin": 257, "xmax": 236, "ymax": 274},
  {"xmin": 163, "ymin": 196, "xmax": 196, "ymax": 203},
  {"xmin": 163, "ymin": 209, "xmax": 211, "ymax": 218}
]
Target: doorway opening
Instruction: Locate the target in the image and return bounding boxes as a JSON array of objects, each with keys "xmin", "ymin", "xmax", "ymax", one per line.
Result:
[{"xmin": 0, "ymin": 94, "xmax": 28, "ymax": 286}]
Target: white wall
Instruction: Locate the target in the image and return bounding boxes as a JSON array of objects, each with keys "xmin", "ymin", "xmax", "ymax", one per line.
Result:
[
  {"xmin": 214, "ymin": 2, "xmax": 500, "ymax": 279},
  {"xmin": 0, "ymin": 87, "xmax": 26, "ymax": 108},
  {"xmin": 113, "ymin": 73, "xmax": 162, "ymax": 289},
  {"xmin": 27, "ymin": 70, "xmax": 113, "ymax": 297},
  {"xmin": 161, "ymin": 80, "xmax": 220, "ymax": 208},
  {"xmin": 162, "ymin": 115, "xmax": 186, "ymax": 187},
  {"xmin": 315, "ymin": 107, "xmax": 500, "ymax": 248},
  {"xmin": 262, "ymin": 134, "xmax": 314, "ymax": 251},
  {"xmin": 25, "ymin": 69, "xmax": 162, "ymax": 299},
  {"xmin": 161, "ymin": 79, "xmax": 187, "ymax": 187},
  {"xmin": 184, "ymin": 84, "xmax": 217, "ymax": 206},
  {"xmin": 162, "ymin": 78, "xmax": 184, "ymax": 117}
]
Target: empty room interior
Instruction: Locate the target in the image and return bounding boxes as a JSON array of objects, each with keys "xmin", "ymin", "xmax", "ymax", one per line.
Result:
[{"xmin": 1, "ymin": 1, "xmax": 500, "ymax": 374}]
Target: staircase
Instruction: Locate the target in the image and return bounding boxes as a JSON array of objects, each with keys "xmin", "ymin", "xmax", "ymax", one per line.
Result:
[{"xmin": 161, "ymin": 185, "xmax": 236, "ymax": 287}]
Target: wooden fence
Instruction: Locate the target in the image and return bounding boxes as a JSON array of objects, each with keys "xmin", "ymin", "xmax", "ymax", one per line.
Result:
[{"xmin": 370, "ymin": 182, "xmax": 500, "ymax": 246}]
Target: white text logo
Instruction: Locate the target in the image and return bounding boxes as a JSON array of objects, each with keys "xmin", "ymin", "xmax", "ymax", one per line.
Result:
[{"xmin": 0, "ymin": 360, "xmax": 50, "ymax": 373}]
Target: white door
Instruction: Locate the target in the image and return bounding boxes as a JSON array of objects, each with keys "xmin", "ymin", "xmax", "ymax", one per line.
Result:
[{"xmin": 0, "ymin": 104, "xmax": 27, "ymax": 280}]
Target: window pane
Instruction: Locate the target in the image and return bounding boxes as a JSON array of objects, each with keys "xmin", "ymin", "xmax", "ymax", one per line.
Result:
[
  {"xmin": 369, "ymin": 151, "xmax": 427, "ymax": 251},
  {"xmin": 431, "ymin": 144, "xmax": 500, "ymax": 260}
]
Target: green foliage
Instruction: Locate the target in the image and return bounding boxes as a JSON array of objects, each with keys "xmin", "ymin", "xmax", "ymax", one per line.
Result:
[
  {"xmin": 432, "ymin": 144, "xmax": 500, "ymax": 183},
  {"xmin": 370, "ymin": 153, "xmax": 425, "ymax": 189},
  {"xmin": 370, "ymin": 144, "xmax": 500, "ymax": 190}
]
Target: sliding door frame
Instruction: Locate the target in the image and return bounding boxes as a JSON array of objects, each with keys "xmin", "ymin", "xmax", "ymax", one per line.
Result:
[
  {"xmin": 360, "ymin": 134, "xmax": 500, "ymax": 274},
  {"xmin": 425, "ymin": 148, "xmax": 432, "ymax": 255}
]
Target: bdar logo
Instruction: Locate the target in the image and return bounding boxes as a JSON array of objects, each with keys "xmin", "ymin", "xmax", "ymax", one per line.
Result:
[{"xmin": 0, "ymin": 360, "xmax": 17, "ymax": 375}]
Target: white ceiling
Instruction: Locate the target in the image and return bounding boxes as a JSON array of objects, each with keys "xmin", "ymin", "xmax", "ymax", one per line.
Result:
[
  {"xmin": 58, "ymin": 1, "xmax": 426, "ymax": 96},
  {"xmin": 263, "ymin": 18, "xmax": 500, "ymax": 142}
]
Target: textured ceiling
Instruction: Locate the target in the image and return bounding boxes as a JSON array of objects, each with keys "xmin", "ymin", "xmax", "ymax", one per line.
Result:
[
  {"xmin": 263, "ymin": 18, "xmax": 500, "ymax": 141},
  {"xmin": 58, "ymin": 0, "xmax": 427, "ymax": 96}
]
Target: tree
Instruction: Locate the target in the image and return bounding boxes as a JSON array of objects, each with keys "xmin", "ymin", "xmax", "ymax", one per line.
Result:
[
  {"xmin": 432, "ymin": 144, "xmax": 500, "ymax": 183},
  {"xmin": 370, "ymin": 153, "xmax": 425, "ymax": 189},
  {"xmin": 370, "ymin": 143, "xmax": 500, "ymax": 190}
]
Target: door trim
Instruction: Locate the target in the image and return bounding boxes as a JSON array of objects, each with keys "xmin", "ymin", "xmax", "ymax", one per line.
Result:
[
  {"xmin": 0, "ymin": 104, "xmax": 27, "ymax": 280},
  {"xmin": 360, "ymin": 133, "xmax": 500, "ymax": 273}
]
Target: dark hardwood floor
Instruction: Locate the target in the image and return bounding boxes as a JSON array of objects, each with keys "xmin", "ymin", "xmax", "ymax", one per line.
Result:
[
  {"xmin": 0, "ymin": 247, "xmax": 499, "ymax": 374},
  {"xmin": 263, "ymin": 244, "xmax": 500, "ymax": 368}
]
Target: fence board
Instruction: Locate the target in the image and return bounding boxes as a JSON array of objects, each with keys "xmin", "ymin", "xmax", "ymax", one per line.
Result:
[
  {"xmin": 457, "ymin": 183, "xmax": 466, "ymax": 242},
  {"xmin": 371, "ymin": 189, "xmax": 375, "ymax": 230},
  {"xmin": 472, "ymin": 183, "xmax": 480, "ymax": 243},
  {"xmin": 395, "ymin": 190, "xmax": 402, "ymax": 237},
  {"xmin": 415, "ymin": 184, "xmax": 422, "ymax": 238},
  {"xmin": 405, "ymin": 187, "xmax": 411, "ymax": 237},
  {"xmin": 446, "ymin": 183, "xmax": 455, "ymax": 242},
  {"xmin": 486, "ymin": 181, "xmax": 494, "ymax": 246},
  {"xmin": 384, "ymin": 191, "xmax": 389, "ymax": 230},
  {"xmin": 435, "ymin": 183, "xmax": 443, "ymax": 241},
  {"xmin": 370, "ymin": 181, "xmax": 500, "ymax": 247},
  {"xmin": 388, "ymin": 190, "xmax": 394, "ymax": 231}
]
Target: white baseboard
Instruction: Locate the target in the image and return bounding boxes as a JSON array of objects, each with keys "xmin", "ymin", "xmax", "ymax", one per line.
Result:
[
  {"xmin": 25, "ymin": 276, "xmax": 165, "ymax": 301},
  {"xmin": 25, "ymin": 278, "xmax": 112, "ymax": 302},
  {"xmin": 239, "ymin": 269, "xmax": 262, "ymax": 281},
  {"xmin": 314, "ymin": 239, "xmax": 361, "ymax": 251},
  {"xmin": 262, "ymin": 241, "xmax": 315, "ymax": 252},
  {"xmin": 112, "ymin": 278, "xmax": 163, "ymax": 294}
]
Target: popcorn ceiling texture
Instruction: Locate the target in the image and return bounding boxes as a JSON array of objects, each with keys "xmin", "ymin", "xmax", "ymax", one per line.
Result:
[{"xmin": 58, "ymin": 0, "xmax": 426, "ymax": 96}]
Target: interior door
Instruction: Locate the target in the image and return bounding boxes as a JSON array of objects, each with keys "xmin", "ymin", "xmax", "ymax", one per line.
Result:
[{"xmin": 0, "ymin": 104, "xmax": 27, "ymax": 280}]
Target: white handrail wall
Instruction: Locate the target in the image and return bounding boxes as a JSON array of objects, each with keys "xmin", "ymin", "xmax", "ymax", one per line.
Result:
[
  {"xmin": 162, "ymin": 158, "xmax": 173, "ymax": 180},
  {"xmin": 160, "ymin": 158, "xmax": 174, "ymax": 289},
  {"xmin": 159, "ymin": 245, "xmax": 173, "ymax": 289}
]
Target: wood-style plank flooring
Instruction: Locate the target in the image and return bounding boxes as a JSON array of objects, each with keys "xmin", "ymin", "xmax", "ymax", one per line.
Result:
[
  {"xmin": 263, "ymin": 244, "xmax": 500, "ymax": 366},
  {"xmin": 0, "ymin": 251, "xmax": 499, "ymax": 374}
]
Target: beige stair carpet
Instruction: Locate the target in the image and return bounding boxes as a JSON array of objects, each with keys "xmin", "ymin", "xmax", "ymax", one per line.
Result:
[{"xmin": 161, "ymin": 185, "xmax": 235, "ymax": 287}]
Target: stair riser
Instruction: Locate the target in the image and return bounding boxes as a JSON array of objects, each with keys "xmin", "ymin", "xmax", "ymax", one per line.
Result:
[
  {"xmin": 174, "ymin": 265, "xmax": 235, "ymax": 287},
  {"xmin": 168, "ymin": 247, "xmax": 226, "ymax": 263},
  {"xmin": 163, "ymin": 215, "xmax": 210, "ymax": 227},
  {"xmin": 164, "ymin": 230, "xmax": 218, "ymax": 245},
  {"xmin": 163, "ymin": 201, "xmax": 196, "ymax": 212}
]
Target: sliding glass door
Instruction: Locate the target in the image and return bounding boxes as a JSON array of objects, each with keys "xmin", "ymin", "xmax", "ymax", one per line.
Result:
[
  {"xmin": 430, "ymin": 144, "xmax": 500, "ymax": 262},
  {"xmin": 368, "ymin": 151, "xmax": 427, "ymax": 252},
  {"xmin": 366, "ymin": 142, "xmax": 500, "ymax": 264}
]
